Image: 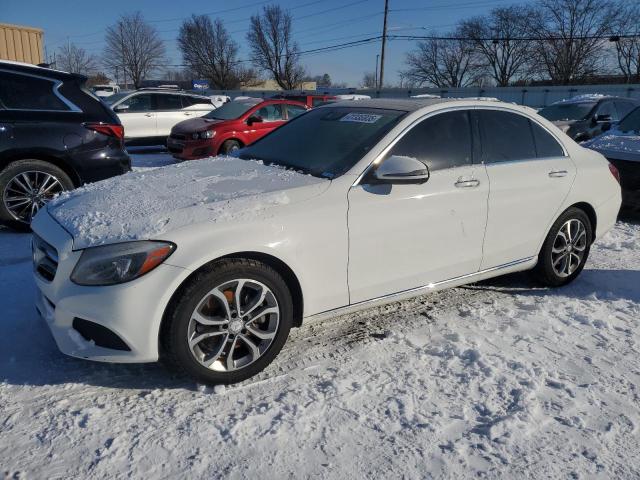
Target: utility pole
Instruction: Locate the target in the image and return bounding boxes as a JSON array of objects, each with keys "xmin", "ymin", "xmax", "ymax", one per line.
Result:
[
  {"xmin": 374, "ymin": 54, "xmax": 379, "ymax": 89},
  {"xmin": 378, "ymin": 0, "xmax": 389, "ymax": 90}
]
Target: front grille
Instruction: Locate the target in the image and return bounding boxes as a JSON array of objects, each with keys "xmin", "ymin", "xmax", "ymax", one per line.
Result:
[
  {"xmin": 607, "ymin": 158, "xmax": 640, "ymax": 190},
  {"xmin": 32, "ymin": 234, "xmax": 59, "ymax": 282},
  {"xmin": 170, "ymin": 133, "xmax": 187, "ymax": 141}
]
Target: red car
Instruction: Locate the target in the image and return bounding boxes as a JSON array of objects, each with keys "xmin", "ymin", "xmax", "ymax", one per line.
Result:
[
  {"xmin": 167, "ymin": 98, "xmax": 308, "ymax": 160},
  {"xmin": 272, "ymin": 93, "xmax": 336, "ymax": 107}
]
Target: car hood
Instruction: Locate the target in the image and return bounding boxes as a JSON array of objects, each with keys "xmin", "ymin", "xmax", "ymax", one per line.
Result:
[
  {"xmin": 46, "ymin": 156, "xmax": 329, "ymax": 249},
  {"xmin": 172, "ymin": 117, "xmax": 226, "ymax": 133},
  {"xmin": 583, "ymin": 130, "xmax": 640, "ymax": 162}
]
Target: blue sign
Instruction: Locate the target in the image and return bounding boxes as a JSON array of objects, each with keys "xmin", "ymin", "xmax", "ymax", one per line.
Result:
[{"xmin": 192, "ymin": 80, "xmax": 209, "ymax": 90}]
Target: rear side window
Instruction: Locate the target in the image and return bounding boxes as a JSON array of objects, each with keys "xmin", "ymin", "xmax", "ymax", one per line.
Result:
[
  {"xmin": 0, "ymin": 71, "xmax": 70, "ymax": 111},
  {"xmin": 387, "ymin": 110, "xmax": 473, "ymax": 171},
  {"xmin": 478, "ymin": 110, "xmax": 536, "ymax": 163},
  {"xmin": 156, "ymin": 94, "xmax": 183, "ymax": 111},
  {"xmin": 531, "ymin": 122, "xmax": 565, "ymax": 158},
  {"xmin": 255, "ymin": 104, "xmax": 284, "ymax": 122},
  {"xmin": 286, "ymin": 104, "xmax": 307, "ymax": 119}
]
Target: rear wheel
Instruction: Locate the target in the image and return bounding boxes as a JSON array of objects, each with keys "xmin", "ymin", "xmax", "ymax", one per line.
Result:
[
  {"xmin": 0, "ymin": 159, "xmax": 74, "ymax": 229},
  {"xmin": 162, "ymin": 259, "xmax": 293, "ymax": 384},
  {"xmin": 219, "ymin": 139, "xmax": 242, "ymax": 155},
  {"xmin": 534, "ymin": 207, "xmax": 593, "ymax": 287}
]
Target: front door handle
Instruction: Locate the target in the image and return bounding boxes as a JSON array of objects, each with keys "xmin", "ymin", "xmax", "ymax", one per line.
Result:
[
  {"xmin": 183, "ymin": 112, "xmax": 192, "ymax": 116},
  {"xmin": 548, "ymin": 170, "xmax": 568, "ymax": 178},
  {"xmin": 455, "ymin": 179, "xmax": 480, "ymax": 188},
  {"xmin": 144, "ymin": 113, "xmax": 153, "ymax": 117}
]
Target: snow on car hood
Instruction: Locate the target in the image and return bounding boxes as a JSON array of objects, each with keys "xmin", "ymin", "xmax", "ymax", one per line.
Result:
[
  {"xmin": 583, "ymin": 131, "xmax": 640, "ymax": 162},
  {"xmin": 46, "ymin": 156, "xmax": 328, "ymax": 249}
]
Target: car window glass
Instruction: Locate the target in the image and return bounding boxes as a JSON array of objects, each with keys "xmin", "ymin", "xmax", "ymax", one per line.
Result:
[
  {"xmin": 479, "ymin": 110, "xmax": 537, "ymax": 163},
  {"xmin": 531, "ymin": 122, "xmax": 565, "ymax": 158},
  {"xmin": 286, "ymin": 104, "xmax": 307, "ymax": 119},
  {"xmin": 312, "ymin": 97, "xmax": 326, "ymax": 107},
  {"xmin": 0, "ymin": 71, "xmax": 70, "ymax": 111},
  {"xmin": 156, "ymin": 94, "xmax": 183, "ymax": 111},
  {"xmin": 386, "ymin": 110, "xmax": 472, "ymax": 172},
  {"xmin": 183, "ymin": 96, "xmax": 211, "ymax": 108},
  {"xmin": 255, "ymin": 104, "xmax": 284, "ymax": 122},
  {"xmin": 614, "ymin": 101, "xmax": 636, "ymax": 120},
  {"xmin": 596, "ymin": 101, "xmax": 616, "ymax": 120},
  {"xmin": 125, "ymin": 94, "xmax": 153, "ymax": 112}
]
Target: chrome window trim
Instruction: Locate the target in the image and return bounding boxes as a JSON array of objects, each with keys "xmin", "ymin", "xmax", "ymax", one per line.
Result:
[{"xmin": 0, "ymin": 68, "xmax": 82, "ymax": 113}]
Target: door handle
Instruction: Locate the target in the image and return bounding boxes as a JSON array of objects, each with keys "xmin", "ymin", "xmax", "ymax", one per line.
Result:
[
  {"xmin": 455, "ymin": 179, "xmax": 480, "ymax": 188},
  {"xmin": 144, "ymin": 113, "xmax": 153, "ymax": 117},
  {"xmin": 548, "ymin": 170, "xmax": 568, "ymax": 178},
  {"xmin": 183, "ymin": 112, "xmax": 192, "ymax": 116}
]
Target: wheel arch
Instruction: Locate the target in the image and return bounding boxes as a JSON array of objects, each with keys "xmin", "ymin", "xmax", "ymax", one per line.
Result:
[
  {"xmin": 217, "ymin": 138, "xmax": 245, "ymax": 155},
  {"xmin": 0, "ymin": 153, "xmax": 82, "ymax": 187},
  {"xmin": 569, "ymin": 201, "xmax": 597, "ymax": 243}
]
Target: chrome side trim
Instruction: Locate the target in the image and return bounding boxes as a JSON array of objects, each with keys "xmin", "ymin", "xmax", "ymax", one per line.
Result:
[{"xmin": 304, "ymin": 256, "xmax": 537, "ymax": 322}]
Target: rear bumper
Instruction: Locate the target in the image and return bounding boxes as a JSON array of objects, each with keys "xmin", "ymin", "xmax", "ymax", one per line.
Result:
[
  {"xmin": 621, "ymin": 188, "xmax": 640, "ymax": 209},
  {"xmin": 31, "ymin": 210, "xmax": 189, "ymax": 363},
  {"xmin": 595, "ymin": 192, "xmax": 622, "ymax": 241},
  {"xmin": 74, "ymin": 148, "xmax": 131, "ymax": 184}
]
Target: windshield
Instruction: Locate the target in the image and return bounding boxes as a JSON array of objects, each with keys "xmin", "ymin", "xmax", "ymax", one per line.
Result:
[
  {"xmin": 204, "ymin": 101, "xmax": 259, "ymax": 120},
  {"xmin": 618, "ymin": 107, "xmax": 640, "ymax": 132},
  {"xmin": 538, "ymin": 102, "xmax": 596, "ymax": 122},
  {"xmin": 102, "ymin": 92, "xmax": 129, "ymax": 106},
  {"xmin": 239, "ymin": 107, "xmax": 406, "ymax": 178}
]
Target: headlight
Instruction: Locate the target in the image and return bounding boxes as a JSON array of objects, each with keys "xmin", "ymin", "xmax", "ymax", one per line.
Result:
[
  {"xmin": 199, "ymin": 130, "xmax": 215, "ymax": 139},
  {"xmin": 71, "ymin": 241, "xmax": 176, "ymax": 286}
]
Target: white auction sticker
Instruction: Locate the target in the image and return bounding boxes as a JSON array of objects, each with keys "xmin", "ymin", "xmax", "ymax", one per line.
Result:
[{"xmin": 339, "ymin": 112, "xmax": 382, "ymax": 124}]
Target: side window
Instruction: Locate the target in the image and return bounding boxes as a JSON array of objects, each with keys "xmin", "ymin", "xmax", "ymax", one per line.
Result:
[
  {"xmin": 124, "ymin": 94, "xmax": 153, "ymax": 112},
  {"xmin": 386, "ymin": 110, "xmax": 473, "ymax": 172},
  {"xmin": 478, "ymin": 110, "xmax": 536, "ymax": 163},
  {"xmin": 596, "ymin": 101, "xmax": 616, "ymax": 120},
  {"xmin": 531, "ymin": 122, "xmax": 565, "ymax": 158},
  {"xmin": 286, "ymin": 104, "xmax": 307, "ymax": 119},
  {"xmin": 311, "ymin": 97, "xmax": 326, "ymax": 107},
  {"xmin": 614, "ymin": 101, "xmax": 636, "ymax": 120},
  {"xmin": 182, "ymin": 96, "xmax": 212, "ymax": 108},
  {"xmin": 156, "ymin": 94, "xmax": 183, "ymax": 111},
  {"xmin": 255, "ymin": 104, "xmax": 284, "ymax": 122},
  {"xmin": 0, "ymin": 71, "xmax": 70, "ymax": 111}
]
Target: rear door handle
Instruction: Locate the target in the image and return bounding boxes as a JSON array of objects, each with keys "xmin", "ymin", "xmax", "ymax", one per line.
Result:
[
  {"xmin": 548, "ymin": 170, "xmax": 568, "ymax": 178},
  {"xmin": 455, "ymin": 179, "xmax": 480, "ymax": 188},
  {"xmin": 144, "ymin": 113, "xmax": 153, "ymax": 117}
]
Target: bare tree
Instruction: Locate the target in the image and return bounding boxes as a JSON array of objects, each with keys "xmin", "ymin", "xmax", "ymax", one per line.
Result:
[
  {"xmin": 178, "ymin": 15, "xmax": 255, "ymax": 89},
  {"xmin": 402, "ymin": 30, "xmax": 480, "ymax": 88},
  {"xmin": 459, "ymin": 5, "xmax": 534, "ymax": 86},
  {"xmin": 56, "ymin": 43, "xmax": 97, "ymax": 76},
  {"xmin": 527, "ymin": 0, "xmax": 617, "ymax": 84},
  {"xmin": 247, "ymin": 5, "xmax": 305, "ymax": 90},
  {"xmin": 611, "ymin": 1, "xmax": 640, "ymax": 83},
  {"xmin": 103, "ymin": 12, "xmax": 166, "ymax": 88},
  {"xmin": 361, "ymin": 72, "xmax": 377, "ymax": 88}
]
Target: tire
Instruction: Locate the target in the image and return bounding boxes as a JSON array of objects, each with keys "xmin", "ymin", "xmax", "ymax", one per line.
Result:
[
  {"xmin": 161, "ymin": 258, "xmax": 294, "ymax": 384},
  {"xmin": 533, "ymin": 207, "xmax": 593, "ymax": 287},
  {"xmin": 0, "ymin": 159, "xmax": 74, "ymax": 230},
  {"xmin": 219, "ymin": 139, "xmax": 242, "ymax": 155}
]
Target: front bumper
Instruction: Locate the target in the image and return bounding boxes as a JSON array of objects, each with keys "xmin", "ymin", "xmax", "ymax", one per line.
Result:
[
  {"xmin": 31, "ymin": 210, "xmax": 189, "ymax": 363},
  {"xmin": 167, "ymin": 135, "xmax": 218, "ymax": 160}
]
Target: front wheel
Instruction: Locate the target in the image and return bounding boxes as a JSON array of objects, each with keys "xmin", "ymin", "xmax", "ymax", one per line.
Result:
[
  {"xmin": 219, "ymin": 139, "xmax": 242, "ymax": 155},
  {"xmin": 533, "ymin": 207, "xmax": 593, "ymax": 287},
  {"xmin": 162, "ymin": 259, "xmax": 293, "ymax": 384}
]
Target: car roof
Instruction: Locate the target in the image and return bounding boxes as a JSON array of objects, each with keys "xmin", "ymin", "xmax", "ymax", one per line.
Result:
[
  {"xmin": 321, "ymin": 97, "xmax": 461, "ymax": 112},
  {"xmin": 0, "ymin": 59, "xmax": 83, "ymax": 81}
]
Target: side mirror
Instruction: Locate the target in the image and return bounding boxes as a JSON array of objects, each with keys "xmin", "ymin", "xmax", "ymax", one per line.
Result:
[
  {"xmin": 114, "ymin": 104, "xmax": 130, "ymax": 113},
  {"xmin": 370, "ymin": 155, "xmax": 430, "ymax": 185},
  {"xmin": 247, "ymin": 115, "xmax": 263, "ymax": 126}
]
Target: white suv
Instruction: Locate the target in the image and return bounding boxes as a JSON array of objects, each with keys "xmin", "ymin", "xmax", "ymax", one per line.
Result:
[
  {"xmin": 105, "ymin": 89, "xmax": 216, "ymax": 146},
  {"xmin": 32, "ymin": 99, "xmax": 622, "ymax": 384}
]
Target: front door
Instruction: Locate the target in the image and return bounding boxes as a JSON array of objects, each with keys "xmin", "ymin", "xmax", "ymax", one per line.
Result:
[
  {"xmin": 248, "ymin": 103, "xmax": 286, "ymax": 142},
  {"xmin": 155, "ymin": 94, "xmax": 190, "ymax": 137},
  {"xmin": 347, "ymin": 109, "xmax": 489, "ymax": 304},
  {"xmin": 116, "ymin": 93, "xmax": 157, "ymax": 140}
]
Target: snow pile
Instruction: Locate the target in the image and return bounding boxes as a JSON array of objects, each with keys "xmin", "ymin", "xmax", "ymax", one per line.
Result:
[{"xmin": 46, "ymin": 156, "xmax": 326, "ymax": 248}]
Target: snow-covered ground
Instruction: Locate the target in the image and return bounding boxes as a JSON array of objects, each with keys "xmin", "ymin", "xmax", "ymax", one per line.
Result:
[{"xmin": 1, "ymin": 152, "xmax": 639, "ymax": 479}]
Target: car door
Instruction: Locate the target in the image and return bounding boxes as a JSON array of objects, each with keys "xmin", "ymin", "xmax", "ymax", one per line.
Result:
[
  {"xmin": 182, "ymin": 95, "xmax": 215, "ymax": 118},
  {"xmin": 249, "ymin": 103, "xmax": 286, "ymax": 141},
  {"xmin": 155, "ymin": 94, "xmax": 188, "ymax": 137},
  {"xmin": 115, "ymin": 93, "xmax": 157, "ymax": 140},
  {"xmin": 477, "ymin": 109, "xmax": 576, "ymax": 270},
  {"xmin": 347, "ymin": 109, "xmax": 490, "ymax": 304}
]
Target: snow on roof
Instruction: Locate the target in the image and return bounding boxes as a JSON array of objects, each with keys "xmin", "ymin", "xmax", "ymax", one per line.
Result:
[
  {"xmin": 553, "ymin": 94, "xmax": 608, "ymax": 105},
  {"xmin": 46, "ymin": 156, "xmax": 326, "ymax": 249}
]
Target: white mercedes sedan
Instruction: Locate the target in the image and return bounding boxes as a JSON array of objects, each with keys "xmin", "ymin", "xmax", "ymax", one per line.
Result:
[{"xmin": 31, "ymin": 99, "xmax": 622, "ymax": 384}]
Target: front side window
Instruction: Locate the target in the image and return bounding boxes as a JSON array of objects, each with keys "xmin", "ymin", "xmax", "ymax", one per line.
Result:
[
  {"xmin": 479, "ymin": 110, "xmax": 537, "ymax": 163},
  {"xmin": 240, "ymin": 107, "xmax": 405, "ymax": 178},
  {"xmin": 614, "ymin": 101, "xmax": 637, "ymax": 120},
  {"xmin": 596, "ymin": 101, "xmax": 617, "ymax": 120},
  {"xmin": 618, "ymin": 106, "xmax": 640, "ymax": 132},
  {"xmin": 538, "ymin": 102, "xmax": 596, "ymax": 122},
  {"xmin": 385, "ymin": 110, "xmax": 473, "ymax": 172},
  {"xmin": 0, "ymin": 71, "xmax": 70, "ymax": 111},
  {"xmin": 156, "ymin": 94, "xmax": 183, "ymax": 111},
  {"xmin": 254, "ymin": 104, "xmax": 284, "ymax": 122},
  {"xmin": 124, "ymin": 94, "xmax": 153, "ymax": 112}
]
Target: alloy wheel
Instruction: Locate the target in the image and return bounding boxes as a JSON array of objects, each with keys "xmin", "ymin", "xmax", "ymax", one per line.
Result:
[
  {"xmin": 551, "ymin": 219, "xmax": 587, "ymax": 278},
  {"xmin": 187, "ymin": 279, "xmax": 280, "ymax": 372},
  {"xmin": 3, "ymin": 171, "xmax": 64, "ymax": 223}
]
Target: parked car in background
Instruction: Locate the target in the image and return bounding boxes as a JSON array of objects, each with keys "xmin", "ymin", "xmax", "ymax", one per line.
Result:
[
  {"xmin": 583, "ymin": 106, "xmax": 640, "ymax": 210},
  {"xmin": 538, "ymin": 94, "xmax": 640, "ymax": 142},
  {"xmin": 91, "ymin": 84, "xmax": 120, "ymax": 98},
  {"xmin": 0, "ymin": 60, "xmax": 130, "ymax": 229},
  {"xmin": 168, "ymin": 98, "xmax": 308, "ymax": 159},
  {"xmin": 104, "ymin": 88, "xmax": 216, "ymax": 146},
  {"xmin": 32, "ymin": 98, "xmax": 620, "ymax": 384},
  {"xmin": 272, "ymin": 93, "xmax": 336, "ymax": 107}
]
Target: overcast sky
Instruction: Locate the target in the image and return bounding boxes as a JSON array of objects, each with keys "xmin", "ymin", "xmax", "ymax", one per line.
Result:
[{"xmin": 2, "ymin": 0, "xmax": 526, "ymax": 86}]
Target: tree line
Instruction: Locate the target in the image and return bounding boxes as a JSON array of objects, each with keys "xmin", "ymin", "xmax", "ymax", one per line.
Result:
[{"xmin": 54, "ymin": 0, "xmax": 640, "ymax": 90}]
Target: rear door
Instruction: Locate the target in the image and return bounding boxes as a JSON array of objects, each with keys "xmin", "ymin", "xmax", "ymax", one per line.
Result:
[
  {"xmin": 116, "ymin": 93, "xmax": 156, "ymax": 139},
  {"xmin": 477, "ymin": 109, "xmax": 575, "ymax": 269},
  {"xmin": 155, "ymin": 93, "xmax": 188, "ymax": 137}
]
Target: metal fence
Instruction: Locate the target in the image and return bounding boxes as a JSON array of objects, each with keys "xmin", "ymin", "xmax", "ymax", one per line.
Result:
[{"xmin": 207, "ymin": 84, "xmax": 640, "ymax": 108}]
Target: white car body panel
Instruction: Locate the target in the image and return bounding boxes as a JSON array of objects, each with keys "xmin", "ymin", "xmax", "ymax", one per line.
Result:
[{"xmin": 31, "ymin": 99, "xmax": 622, "ymax": 363}]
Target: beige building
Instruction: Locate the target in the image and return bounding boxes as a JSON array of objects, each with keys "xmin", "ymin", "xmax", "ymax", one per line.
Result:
[{"xmin": 0, "ymin": 23, "xmax": 44, "ymax": 65}]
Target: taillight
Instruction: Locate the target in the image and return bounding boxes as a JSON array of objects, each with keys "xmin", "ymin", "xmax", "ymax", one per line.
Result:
[
  {"xmin": 84, "ymin": 123, "xmax": 125, "ymax": 140},
  {"xmin": 608, "ymin": 162, "xmax": 621, "ymax": 185}
]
